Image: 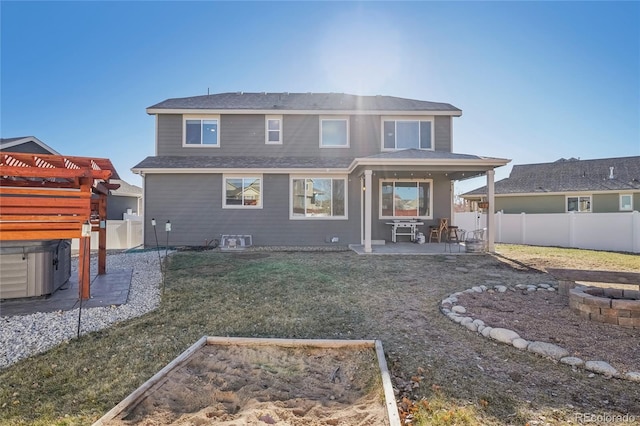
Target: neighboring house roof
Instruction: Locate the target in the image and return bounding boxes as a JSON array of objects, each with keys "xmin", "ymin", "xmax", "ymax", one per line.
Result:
[
  {"xmin": 147, "ymin": 92, "xmax": 462, "ymax": 115},
  {"xmin": 0, "ymin": 136, "xmax": 61, "ymax": 155},
  {"xmin": 109, "ymin": 179, "xmax": 142, "ymax": 197},
  {"xmin": 463, "ymin": 156, "xmax": 640, "ymax": 197}
]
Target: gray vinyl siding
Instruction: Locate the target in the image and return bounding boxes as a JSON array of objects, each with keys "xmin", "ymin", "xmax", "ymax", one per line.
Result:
[
  {"xmin": 107, "ymin": 195, "xmax": 139, "ymax": 220},
  {"xmin": 156, "ymin": 114, "xmax": 183, "ymax": 156},
  {"xmin": 143, "ymin": 172, "xmax": 454, "ymax": 246},
  {"xmin": 496, "ymin": 195, "xmax": 565, "ymax": 214},
  {"xmin": 143, "ymin": 174, "xmax": 217, "ymax": 246},
  {"xmin": 434, "ymin": 116, "xmax": 452, "ymax": 152},
  {"xmin": 156, "ymin": 113, "xmax": 452, "ymax": 157},
  {"xmin": 593, "ymin": 192, "xmax": 640, "ymax": 212},
  {"xmin": 593, "ymin": 193, "xmax": 619, "ymax": 213},
  {"xmin": 495, "ymin": 192, "xmax": 640, "ymax": 214},
  {"xmin": 143, "ymin": 173, "xmax": 361, "ymax": 247}
]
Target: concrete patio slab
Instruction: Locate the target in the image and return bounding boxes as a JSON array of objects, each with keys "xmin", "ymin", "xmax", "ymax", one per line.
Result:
[
  {"xmin": 349, "ymin": 242, "xmax": 474, "ymax": 255},
  {"xmin": 0, "ymin": 269, "xmax": 133, "ymax": 317}
]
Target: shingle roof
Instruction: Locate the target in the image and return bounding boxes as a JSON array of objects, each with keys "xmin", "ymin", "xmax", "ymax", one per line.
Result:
[
  {"xmin": 147, "ymin": 92, "xmax": 461, "ymax": 113},
  {"xmin": 132, "ymin": 156, "xmax": 354, "ymax": 170},
  {"xmin": 0, "ymin": 136, "xmax": 60, "ymax": 155},
  {"xmin": 463, "ymin": 156, "xmax": 640, "ymax": 196},
  {"xmin": 0, "ymin": 137, "xmax": 28, "ymax": 144},
  {"xmin": 365, "ymin": 148, "xmax": 491, "ymax": 161},
  {"xmin": 133, "ymin": 149, "xmax": 509, "ymax": 173}
]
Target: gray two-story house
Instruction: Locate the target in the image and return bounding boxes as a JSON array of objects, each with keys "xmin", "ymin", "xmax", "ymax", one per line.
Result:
[{"xmin": 132, "ymin": 92, "xmax": 508, "ymax": 252}]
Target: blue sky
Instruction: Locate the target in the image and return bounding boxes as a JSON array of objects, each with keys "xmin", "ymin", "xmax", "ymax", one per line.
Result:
[{"xmin": 1, "ymin": 1, "xmax": 639, "ymax": 194}]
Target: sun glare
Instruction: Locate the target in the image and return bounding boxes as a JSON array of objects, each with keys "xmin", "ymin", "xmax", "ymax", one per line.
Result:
[{"xmin": 316, "ymin": 11, "xmax": 405, "ymax": 95}]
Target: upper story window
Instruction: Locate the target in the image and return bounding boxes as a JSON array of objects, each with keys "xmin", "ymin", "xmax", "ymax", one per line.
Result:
[
  {"xmin": 224, "ymin": 176, "xmax": 262, "ymax": 208},
  {"xmin": 291, "ymin": 176, "xmax": 347, "ymax": 219},
  {"xmin": 184, "ymin": 116, "xmax": 219, "ymax": 147},
  {"xmin": 382, "ymin": 117, "xmax": 433, "ymax": 150},
  {"xmin": 266, "ymin": 115, "xmax": 282, "ymax": 144},
  {"xmin": 380, "ymin": 179, "xmax": 432, "ymax": 219},
  {"xmin": 320, "ymin": 117, "xmax": 349, "ymax": 148},
  {"xmin": 620, "ymin": 194, "xmax": 633, "ymax": 211},
  {"xmin": 567, "ymin": 195, "xmax": 591, "ymax": 212}
]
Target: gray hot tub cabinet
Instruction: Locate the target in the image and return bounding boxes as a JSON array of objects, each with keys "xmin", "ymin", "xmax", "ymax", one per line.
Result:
[{"xmin": 0, "ymin": 240, "xmax": 71, "ymax": 299}]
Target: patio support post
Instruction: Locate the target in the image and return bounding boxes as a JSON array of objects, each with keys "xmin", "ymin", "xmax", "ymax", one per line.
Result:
[
  {"xmin": 486, "ymin": 169, "xmax": 495, "ymax": 252},
  {"xmin": 364, "ymin": 169, "xmax": 372, "ymax": 253},
  {"xmin": 79, "ymin": 177, "xmax": 92, "ymax": 300}
]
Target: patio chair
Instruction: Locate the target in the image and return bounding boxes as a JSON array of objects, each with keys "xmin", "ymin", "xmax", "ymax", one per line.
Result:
[
  {"xmin": 428, "ymin": 226, "xmax": 441, "ymax": 243},
  {"xmin": 464, "ymin": 228, "xmax": 487, "ymax": 253},
  {"xmin": 444, "ymin": 228, "xmax": 465, "ymax": 253}
]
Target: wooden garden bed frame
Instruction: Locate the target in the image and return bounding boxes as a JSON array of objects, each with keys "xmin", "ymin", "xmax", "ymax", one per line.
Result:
[
  {"xmin": 0, "ymin": 152, "xmax": 120, "ymax": 299},
  {"xmin": 93, "ymin": 336, "xmax": 401, "ymax": 426}
]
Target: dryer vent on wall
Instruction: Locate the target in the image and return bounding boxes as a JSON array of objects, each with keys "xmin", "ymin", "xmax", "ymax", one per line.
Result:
[{"xmin": 220, "ymin": 235, "xmax": 253, "ymax": 250}]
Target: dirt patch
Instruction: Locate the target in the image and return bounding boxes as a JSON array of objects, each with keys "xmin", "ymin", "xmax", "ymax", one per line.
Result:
[
  {"xmin": 457, "ymin": 289, "xmax": 640, "ymax": 374},
  {"xmin": 103, "ymin": 344, "xmax": 389, "ymax": 425}
]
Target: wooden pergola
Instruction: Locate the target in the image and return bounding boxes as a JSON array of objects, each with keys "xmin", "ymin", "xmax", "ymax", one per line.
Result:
[{"xmin": 0, "ymin": 152, "xmax": 120, "ymax": 300}]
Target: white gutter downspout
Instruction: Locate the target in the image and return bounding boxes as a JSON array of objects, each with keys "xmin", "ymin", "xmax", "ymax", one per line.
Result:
[
  {"xmin": 486, "ymin": 169, "xmax": 495, "ymax": 252},
  {"xmin": 364, "ymin": 169, "xmax": 373, "ymax": 253}
]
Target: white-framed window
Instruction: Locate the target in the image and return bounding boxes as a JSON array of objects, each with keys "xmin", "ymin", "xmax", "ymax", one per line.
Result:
[
  {"xmin": 380, "ymin": 179, "xmax": 433, "ymax": 219},
  {"xmin": 184, "ymin": 116, "xmax": 220, "ymax": 147},
  {"xmin": 265, "ymin": 115, "xmax": 282, "ymax": 144},
  {"xmin": 290, "ymin": 176, "xmax": 347, "ymax": 219},
  {"xmin": 223, "ymin": 175, "xmax": 262, "ymax": 208},
  {"xmin": 320, "ymin": 117, "xmax": 349, "ymax": 148},
  {"xmin": 382, "ymin": 117, "xmax": 434, "ymax": 150},
  {"xmin": 567, "ymin": 195, "xmax": 591, "ymax": 212},
  {"xmin": 620, "ymin": 194, "xmax": 633, "ymax": 211}
]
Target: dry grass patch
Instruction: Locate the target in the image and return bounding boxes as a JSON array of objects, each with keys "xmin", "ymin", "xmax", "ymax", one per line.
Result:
[{"xmin": 0, "ymin": 246, "xmax": 639, "ymax": 425}]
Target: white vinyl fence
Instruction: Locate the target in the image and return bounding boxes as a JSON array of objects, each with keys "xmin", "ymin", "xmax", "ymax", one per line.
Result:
[
  {"xmin": 71, "ymin": 217, "xmax": 143, "ymax": 251},
  {"xmin": 454, "ymin": 211, "xmax": 640, "ymax": 254}
]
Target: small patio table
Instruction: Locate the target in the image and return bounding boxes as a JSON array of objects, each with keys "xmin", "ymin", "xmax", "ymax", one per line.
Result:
[{"xmin": 386, "ymin": 220, "xmax": 424, "ymax": 243}]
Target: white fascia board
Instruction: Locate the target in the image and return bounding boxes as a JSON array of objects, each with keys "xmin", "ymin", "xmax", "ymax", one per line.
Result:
[
  {"xmin": 146, "ymin": 108, "xmax": 462, "ymax": 117},
  {"xmin": 131, "ymin": 167, "xmax": 350, "ymax": 175}
]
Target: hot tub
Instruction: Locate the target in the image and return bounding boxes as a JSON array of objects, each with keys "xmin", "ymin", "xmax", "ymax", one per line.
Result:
[{"xmin": 0, "ymin": 240, "xmax": 71, "ymax": 299}]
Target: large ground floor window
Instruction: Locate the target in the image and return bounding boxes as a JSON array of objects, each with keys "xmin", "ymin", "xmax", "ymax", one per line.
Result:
[
  {"xmin": 291, "ymin": 177, "xmax": 347, "ymax": 218},
  {"xmin": 380, "ymin": 179, "xmax": 432, "ymax": 219},
  {"xmin": 224, "ymin": 176, "xmax": 262, "ymax": 208}
]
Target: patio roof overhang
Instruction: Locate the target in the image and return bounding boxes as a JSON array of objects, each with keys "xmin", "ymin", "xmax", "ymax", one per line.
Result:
[{"xmin": 349, "ymin": 151, "xmax": 510, "ymax": 181}]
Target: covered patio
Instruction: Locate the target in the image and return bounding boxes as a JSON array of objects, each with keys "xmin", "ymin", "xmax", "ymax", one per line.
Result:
[{"xmin": 351, "ymin": 149, "xmax": 509, "ymax": 253}]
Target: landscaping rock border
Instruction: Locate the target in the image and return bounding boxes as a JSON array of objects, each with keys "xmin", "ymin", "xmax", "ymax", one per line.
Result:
[{"xmin": 440, "ymin": 283, "xmax": 640, "ymax": 382}]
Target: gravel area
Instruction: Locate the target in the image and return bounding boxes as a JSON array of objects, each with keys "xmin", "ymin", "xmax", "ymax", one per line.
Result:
[{"xmin": 0, "ymin": 251, "xmax": 165, "ymax": 370}]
